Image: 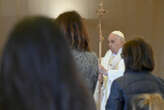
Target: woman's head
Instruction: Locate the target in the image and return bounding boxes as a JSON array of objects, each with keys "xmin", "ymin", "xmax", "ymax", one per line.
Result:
[
  {"xmin": 131, "ymin": 93, "xmax": 164, "ymax": 110},
  {"xmin": 122, "ymin": 38, "xmax": 154, "ymax": 72},
  {"xmin": 56, "ymin": 11, "xmax": 90, "ymax": 51},
  {"xmin": 0, "ymin": 16, "xmax": 95, "ymax": 110}
]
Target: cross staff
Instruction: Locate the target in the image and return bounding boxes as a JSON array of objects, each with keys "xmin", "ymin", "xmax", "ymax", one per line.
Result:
[{"xmin": 96, "ymin": 0, "xmax": 107, "ymax": 110}]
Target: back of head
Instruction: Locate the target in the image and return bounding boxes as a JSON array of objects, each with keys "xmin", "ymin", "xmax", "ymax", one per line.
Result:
[
  {"xmin": 131, "ymin": 93, "xmax": 164, "ymax": 110},
  {"xmin": 56, "ymin": 11, "xmax": 90, "ymax": 51},
  {"xmin": 122, "ymin": 38, "xmax": 154, "ymax": 72},
  {"xmin": 0, "ymin": 16, "xmax": 95, "ymax": 110}
]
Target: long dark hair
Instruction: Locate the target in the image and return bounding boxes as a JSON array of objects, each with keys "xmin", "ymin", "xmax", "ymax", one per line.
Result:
[
  {"xmin": 0, "ymin": 16, "xmax": 95, "ymax": 110},
  {"xmin": 56, "ymin": 11, "xmax": 90, "ymax": 51}
]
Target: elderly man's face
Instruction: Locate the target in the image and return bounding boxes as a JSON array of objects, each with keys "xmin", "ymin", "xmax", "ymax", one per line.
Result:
[{"xmin": 108, "ymin": 33, "xmax": 124, "ymax": 54}]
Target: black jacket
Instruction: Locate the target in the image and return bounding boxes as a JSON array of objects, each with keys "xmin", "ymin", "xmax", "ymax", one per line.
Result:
[{"xmin": 106, "ymin": 70, "xmax": 164, "ymax": 110}]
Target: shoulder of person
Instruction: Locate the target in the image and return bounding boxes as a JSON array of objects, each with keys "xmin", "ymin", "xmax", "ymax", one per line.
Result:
[
  {"xmin": 115, "ymin": 75, "xmax": 124, "ymax": 83},
  {"xmin": 88, "ymin": 51, "xmax": 98, "ymax": 59},
  {"xmin": 103, "ymin": 49, "xmax": 112, "ymax": 57},
  {"xmin": 106, "ymin": 49, "xmax": 112, "ymax": 54}
]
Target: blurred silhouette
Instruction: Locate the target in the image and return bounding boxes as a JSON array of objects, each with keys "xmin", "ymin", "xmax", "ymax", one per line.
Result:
[
  {"xmin": 131, "ymin": 93, "xmax": 164, "ymax": 110},
  {"xmin": 0, "ymin": 16, "xmax": 96, "ymax": 110}
]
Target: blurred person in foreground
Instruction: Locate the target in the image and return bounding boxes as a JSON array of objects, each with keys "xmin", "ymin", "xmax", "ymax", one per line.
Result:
[
  {"xmin": 0, "ymin": 16, "xmax": 96, "ymax": 110},
  {"xmin": 131, "ymin": 93, "xmax": 164, "ymax": 110}
]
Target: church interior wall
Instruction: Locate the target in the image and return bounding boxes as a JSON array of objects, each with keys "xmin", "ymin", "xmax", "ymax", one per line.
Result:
[{"xmin": 0, "ymin": 0, "xmax": 164, "ymax": 77}]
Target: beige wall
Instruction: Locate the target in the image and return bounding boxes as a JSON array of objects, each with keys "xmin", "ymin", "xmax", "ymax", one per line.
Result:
[
  {"xmin": 86, "ymin": 0, "xmax": 164, "ymax": 77},
  {"xmin": 0, "ymin": 0, "xmax": 164, "ymax": 77}
]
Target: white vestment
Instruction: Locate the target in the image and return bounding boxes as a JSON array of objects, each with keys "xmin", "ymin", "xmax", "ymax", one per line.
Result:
[{"xmin": 94, "ymin": 48, "xmax": 125, "ymax": 110}]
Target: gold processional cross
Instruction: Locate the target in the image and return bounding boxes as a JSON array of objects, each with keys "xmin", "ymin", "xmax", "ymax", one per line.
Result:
[{"xmin": 96, "ymin": 0, "xmax": 107, "ymax": 110}]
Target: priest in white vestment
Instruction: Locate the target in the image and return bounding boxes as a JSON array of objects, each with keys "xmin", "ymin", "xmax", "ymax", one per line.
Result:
[{"xmin": 94, "ymin": 31, "xmax": 126, "ymax": 110}]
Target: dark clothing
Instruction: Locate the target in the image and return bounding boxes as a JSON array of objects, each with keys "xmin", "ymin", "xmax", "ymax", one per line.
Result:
[{"xmin": 106, "ymin": 70, "xmax": 164, "ymax": 110}]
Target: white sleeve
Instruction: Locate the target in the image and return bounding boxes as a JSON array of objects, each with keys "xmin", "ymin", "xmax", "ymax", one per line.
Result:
[
  {"xmin": 101, "ymin": 50, "xmax": 111, "ymax": 69},
  {"xmin": 107, "ymin": 59, "xmax": 125, "ymax": 81}
]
